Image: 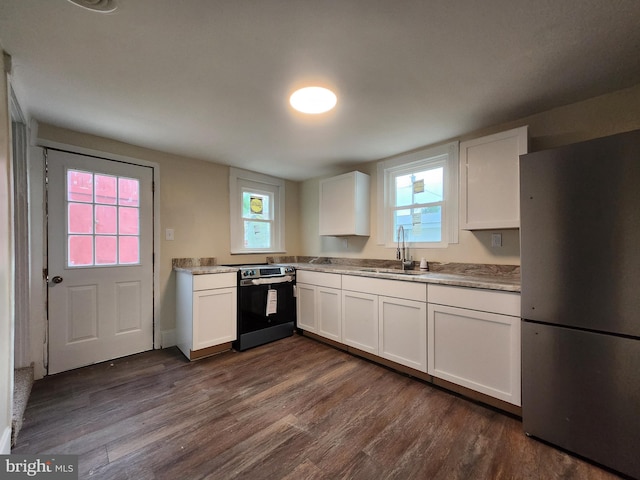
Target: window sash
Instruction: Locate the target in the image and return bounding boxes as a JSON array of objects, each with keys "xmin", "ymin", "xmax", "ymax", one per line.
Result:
[
  {"xmin": 387, "ymin": 160, "xmax": 447, "ymax": 247},
  {"xmin": 378, "ymin": 142, "xmax": 459, "ymax": 248},
  {"xmin": 229, "ymin": 167, "xmax": 285, "ymax": 254}
]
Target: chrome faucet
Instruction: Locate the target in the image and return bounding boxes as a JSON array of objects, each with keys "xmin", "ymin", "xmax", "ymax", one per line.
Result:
[{"xmin": 396, "ymin": 225, "xmax": 412, "ymax": 270}]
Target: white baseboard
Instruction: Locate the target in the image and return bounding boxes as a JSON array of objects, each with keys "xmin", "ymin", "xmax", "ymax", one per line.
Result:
[
  {"xmin": 161, "ymin": 329, "xmax": 176, "ymax": 348},
  {"xmin": 1, "ymin": 425, "xmax": 11, "ymax": 453}
]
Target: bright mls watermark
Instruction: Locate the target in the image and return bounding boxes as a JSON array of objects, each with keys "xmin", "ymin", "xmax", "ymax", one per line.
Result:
[{"xmin": 1, "ymin": 455, "xmax": 78, "ymax": 479}]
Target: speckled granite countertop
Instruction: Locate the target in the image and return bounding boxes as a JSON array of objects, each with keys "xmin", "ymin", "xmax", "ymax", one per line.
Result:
[
  {"xmin": 174, "ymin": 265, "xmax": 239, "ymax": 275},
  {"xmin": 289, "ymin": 264, "xmax": 520, "ymax": 292},
  {"xmin": 172, "ymin": 257, "xmax": 520, "ymax": 292},
  {"xmin": 172, "ymin": 257, "xmax": 238, "ymax": 275}
]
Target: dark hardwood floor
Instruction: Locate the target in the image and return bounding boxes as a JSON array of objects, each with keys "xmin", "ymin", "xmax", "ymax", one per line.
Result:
[{"xmin": 13, "ymin": 334, "xmax": 621, "ymax": 480}]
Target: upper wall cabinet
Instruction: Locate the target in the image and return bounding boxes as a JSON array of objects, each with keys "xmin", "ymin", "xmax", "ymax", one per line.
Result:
[
  {"xmin": 319, "ymin": 171, "xmax": 370, "ymax": 236},
  {"xmin": 460, "ymin": 126, "xmax": 528, "ymax": 230}
]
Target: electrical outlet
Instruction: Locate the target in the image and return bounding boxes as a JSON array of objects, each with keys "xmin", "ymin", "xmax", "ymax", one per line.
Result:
[
  {"xmin": 165, "ymin": 228, "xmax": 174, "ymax": 241},
  {"xmin": 491, "ymin": 233, "xmax": 502, "ymax": 247}
]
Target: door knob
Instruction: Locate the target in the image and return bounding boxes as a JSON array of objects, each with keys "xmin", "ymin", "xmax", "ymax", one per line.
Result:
[{"xmin": 51, "ymin": 276, "xmax": 63, "ymax": 284}]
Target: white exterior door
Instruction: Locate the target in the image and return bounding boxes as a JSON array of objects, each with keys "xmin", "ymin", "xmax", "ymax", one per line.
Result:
[{"xmin": 47, "ymin": 149, "xmax": 154, "ymax": 374}]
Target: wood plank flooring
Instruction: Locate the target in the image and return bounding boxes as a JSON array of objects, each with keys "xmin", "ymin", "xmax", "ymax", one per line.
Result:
[{"xmin": 12, "ymin": 334, "xmax": 622, "ymax": 479}]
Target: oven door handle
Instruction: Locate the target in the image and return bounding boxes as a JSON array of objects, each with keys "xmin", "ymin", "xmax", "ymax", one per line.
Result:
[{"xmin": 248, "ymin": 275, "xmax": 294, "ymax": 286}]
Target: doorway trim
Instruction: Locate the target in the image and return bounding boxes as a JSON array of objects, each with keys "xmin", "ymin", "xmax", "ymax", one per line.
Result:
[
  {"xmin": 9, "ymin": 86, "xmax": 29, "ymax": 369},
  {"xmin": 36, "ymin": 138, "xmax": 161, "ymax": 357}
]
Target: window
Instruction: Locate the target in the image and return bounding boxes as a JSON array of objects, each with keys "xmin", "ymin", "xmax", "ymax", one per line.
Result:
[
  {"xmin": 230, "ymin": 168, "xmax": 285, "ymax": 253},
  {"xmin": 66, "ymin": 169, "xmax": 140, "ymax": 266},
  {"xmin": 378, "ymin": 142, "xmax": 459, "ymax": 248}
]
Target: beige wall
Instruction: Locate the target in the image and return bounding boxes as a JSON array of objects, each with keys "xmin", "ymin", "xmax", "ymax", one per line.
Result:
[
  {"xmin": 35, "ymin": 123, "xmax": 301, "ymax": 338},
  {"xmin": 1, "ymin": 49, "xmax": 15, "ymax": 452},
  {"xmin": 300, "ymin": 83, "xmax": 640, "ymax": 265}
]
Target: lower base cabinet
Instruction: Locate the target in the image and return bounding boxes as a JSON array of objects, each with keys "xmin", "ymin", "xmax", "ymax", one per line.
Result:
[
  {"xmin": 379, "ymin": 296, "xmax": 427, "ymax": 372},
  {"xmin": 317, "ymin": 287, "xmax": 342, "ymax": 342},
  {"xmin": 176, "ymin": 272, "xmax": 237, "ymax": 360},
  {"xmin": 341, "ymin": 275, "xmax": 428, "ymax": 370},
  {"xmin": 296, "ymin": 283, "xmax": 317, "ymax": 333},
  {"xmin": 427, "ymin": 284, "xmax": 521, "ymax": 406},
  {"xmin": 297, "ymin": 270, "xmax": 520, "ymax": 410},
  {"xmin": 296, "ymin": 271, "xmax": 342, "ymax": 342},
  {"xmin": 342, "ymin": 290, "xmax": 379, "ymax": 355}
]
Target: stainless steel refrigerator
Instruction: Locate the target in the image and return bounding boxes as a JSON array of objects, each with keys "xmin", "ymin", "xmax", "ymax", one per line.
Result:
[{"xmin": 520, "ymin": 129, "xmax": 640, "ymax": 479}]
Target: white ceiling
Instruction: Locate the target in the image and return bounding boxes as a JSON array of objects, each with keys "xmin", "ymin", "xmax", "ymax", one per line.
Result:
[{"xmin": 1, "ymin": 0, "xmax": 639, "ymax": 180}]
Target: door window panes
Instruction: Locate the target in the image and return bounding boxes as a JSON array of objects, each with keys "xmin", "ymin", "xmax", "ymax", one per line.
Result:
[
  {"xmin": 119, "ymin": 177, "xmax": 140, "ymax": 206},
  {"xmin": 68, "ymin": 235, "xmax": 93, "ymax": 266},
  {"xmin": 66, "ymin": 169, "xmax": 141, "ymax": 267},
  {"xmin": 95, "ymin": 236, "xmax": 117, "ymax": 265},
  {"xmin": 119, "ymin": 236, "xmax": 139, "ymax": 264},
  {"xmin": 68, "ymin": 203, "xmax": 93, "ymax": 234},
  {"xmin": 67, "ymin": 170, "xmax": 93, "ymax": 203},
  {"xmin": 95, "ymin": 205, "xmax": 117, "ymax": 234},
  {"xmin": 95, "ymin": 174, "xmax": 117, "ymax": 204}
]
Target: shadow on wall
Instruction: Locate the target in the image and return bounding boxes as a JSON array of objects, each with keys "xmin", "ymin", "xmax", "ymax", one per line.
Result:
[
  {"xmin": 473, "ymin": 230, "xmax": 520, "ymax": 259},
  {"xmin": 320, "ymin": 235, "xmax": 369, "ymax": 255}
]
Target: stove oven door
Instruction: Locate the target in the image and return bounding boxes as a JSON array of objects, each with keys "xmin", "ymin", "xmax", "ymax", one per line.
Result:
[{"xmin": 238, "ymin": 280, "xmax": 296, "ymax": 335}]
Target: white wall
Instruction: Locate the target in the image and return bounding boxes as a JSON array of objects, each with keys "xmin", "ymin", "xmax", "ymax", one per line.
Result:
[
  {"xmin": 300, "ymin": 83, "xmax": 640, "ymax": 265},
  {"xmin": 0, "ymin": 48, "xmax": 15, "ymax": 453}
]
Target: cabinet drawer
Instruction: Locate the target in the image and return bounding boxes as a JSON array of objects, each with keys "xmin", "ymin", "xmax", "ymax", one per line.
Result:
[
  {"xmin": 342, "ymin": 275, "xmax": 426, "ymax": 302},
  {"xmin": 193, "ymin": 272, "xmax": 237, "ymax": 291},
  {"xmin": 297, "ymin": 270, "xmax": 342, "ymax": 289},
  {"xmin": 428, "ymin": 284, "xmax": 520, "ymax": 316}
]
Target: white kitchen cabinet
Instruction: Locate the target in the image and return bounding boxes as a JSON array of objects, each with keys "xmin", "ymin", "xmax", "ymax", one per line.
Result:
[
  {"xmin": 342, "ymin": 274, "xmax": 427, "ymax": 362},
  {"xmin": 296, "ymin": 270, "xmax": 342, "ymax": 341},
  {"xmin": 427, "ymin": 284, "xmax": 521, "ymax": 405},
  {"xmin": 176, "ymin": 271, "xmax": 237, "ymax": 361},
  {"xmin": 317, "ymin": 287, "xmax": 342, "ymax": 342},
  {"xmin": 379, "ymin": 296, "xmax": 427, "ymax": 372},
  {"xmin": 342, "ymin": 290, "xmax": 379, "ymax": 355},
  {"xmin": 295, "ymin": 283, "xmax": 317, "ymax": 333},
  {"xmin": 319, "ymin": 171, "xmax": 370, "ymax": 236},
  {"xmin": 460, "ymin": 126, "xmax": 528, "ymax": 230}
]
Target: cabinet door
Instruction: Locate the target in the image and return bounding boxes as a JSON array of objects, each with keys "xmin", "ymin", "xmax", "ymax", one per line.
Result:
[
  {"xmin": 379, "ymin": 296, "xmax": 427, "ymax": 372},
  {"xmin": 192, "ymin": 287, "xmax": 237, "ymax": 350},
  {"xmin": 428, "ymin": 303, "xmax": 521, "ymax": 405},
  {"xmin": 342, "ymin": 290, "xmax": 378, "ymax": 354},
  {"xmin": 296, "ymin": 283, "xmax": 317, "ymax": 333},
  {"xmin": 460, "ymin": 126, "xmax": 527, "ymax": 230},
  {"xmin": 319, "ymin": 171, "xmax": 370, "ymax": 236},
  {"xmin": 317, "ymin": 286, "xmax": 342, "ymax": 342}
]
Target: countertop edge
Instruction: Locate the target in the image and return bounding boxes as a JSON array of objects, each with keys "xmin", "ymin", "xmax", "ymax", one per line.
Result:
[
  {"xmin": 174, "ymin": 266, "xmax": 239, "ymax": 275},
  {"xmin": 292, "ymin": 264, "xmax": 521, "ymax": 293}
]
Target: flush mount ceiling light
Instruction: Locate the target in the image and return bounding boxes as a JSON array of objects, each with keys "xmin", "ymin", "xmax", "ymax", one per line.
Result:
[
  {"xmin": 66, "ymin": 0, "xmax": 118, "ymax": 13},
  {"xmin": 289, "ymin": 87, "xmax": 337, "ymax": 114}
]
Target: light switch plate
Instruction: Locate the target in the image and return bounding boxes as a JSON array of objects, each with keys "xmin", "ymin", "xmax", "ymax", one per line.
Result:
[{"xmin": 165, "ymin": 228, "xmax": 174, "ymax": 241}]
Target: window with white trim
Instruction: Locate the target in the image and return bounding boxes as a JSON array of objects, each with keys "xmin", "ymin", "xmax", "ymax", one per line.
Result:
[
  {"xmin": 378, "ymin": 142, "xmax": 459, "ymax": 248},
  {"xmin": 229, "ymin": 168, "xmax": 285, "ymax": 254}
]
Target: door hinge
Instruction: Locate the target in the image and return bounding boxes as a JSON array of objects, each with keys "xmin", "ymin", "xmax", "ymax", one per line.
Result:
[
  {"xmin": 43, "ymin": 268, "xmax": 48, "ymax": 282},
  {"xmin": 152, "ymin": 181, "xmax": 155, "ymax": 193}
]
